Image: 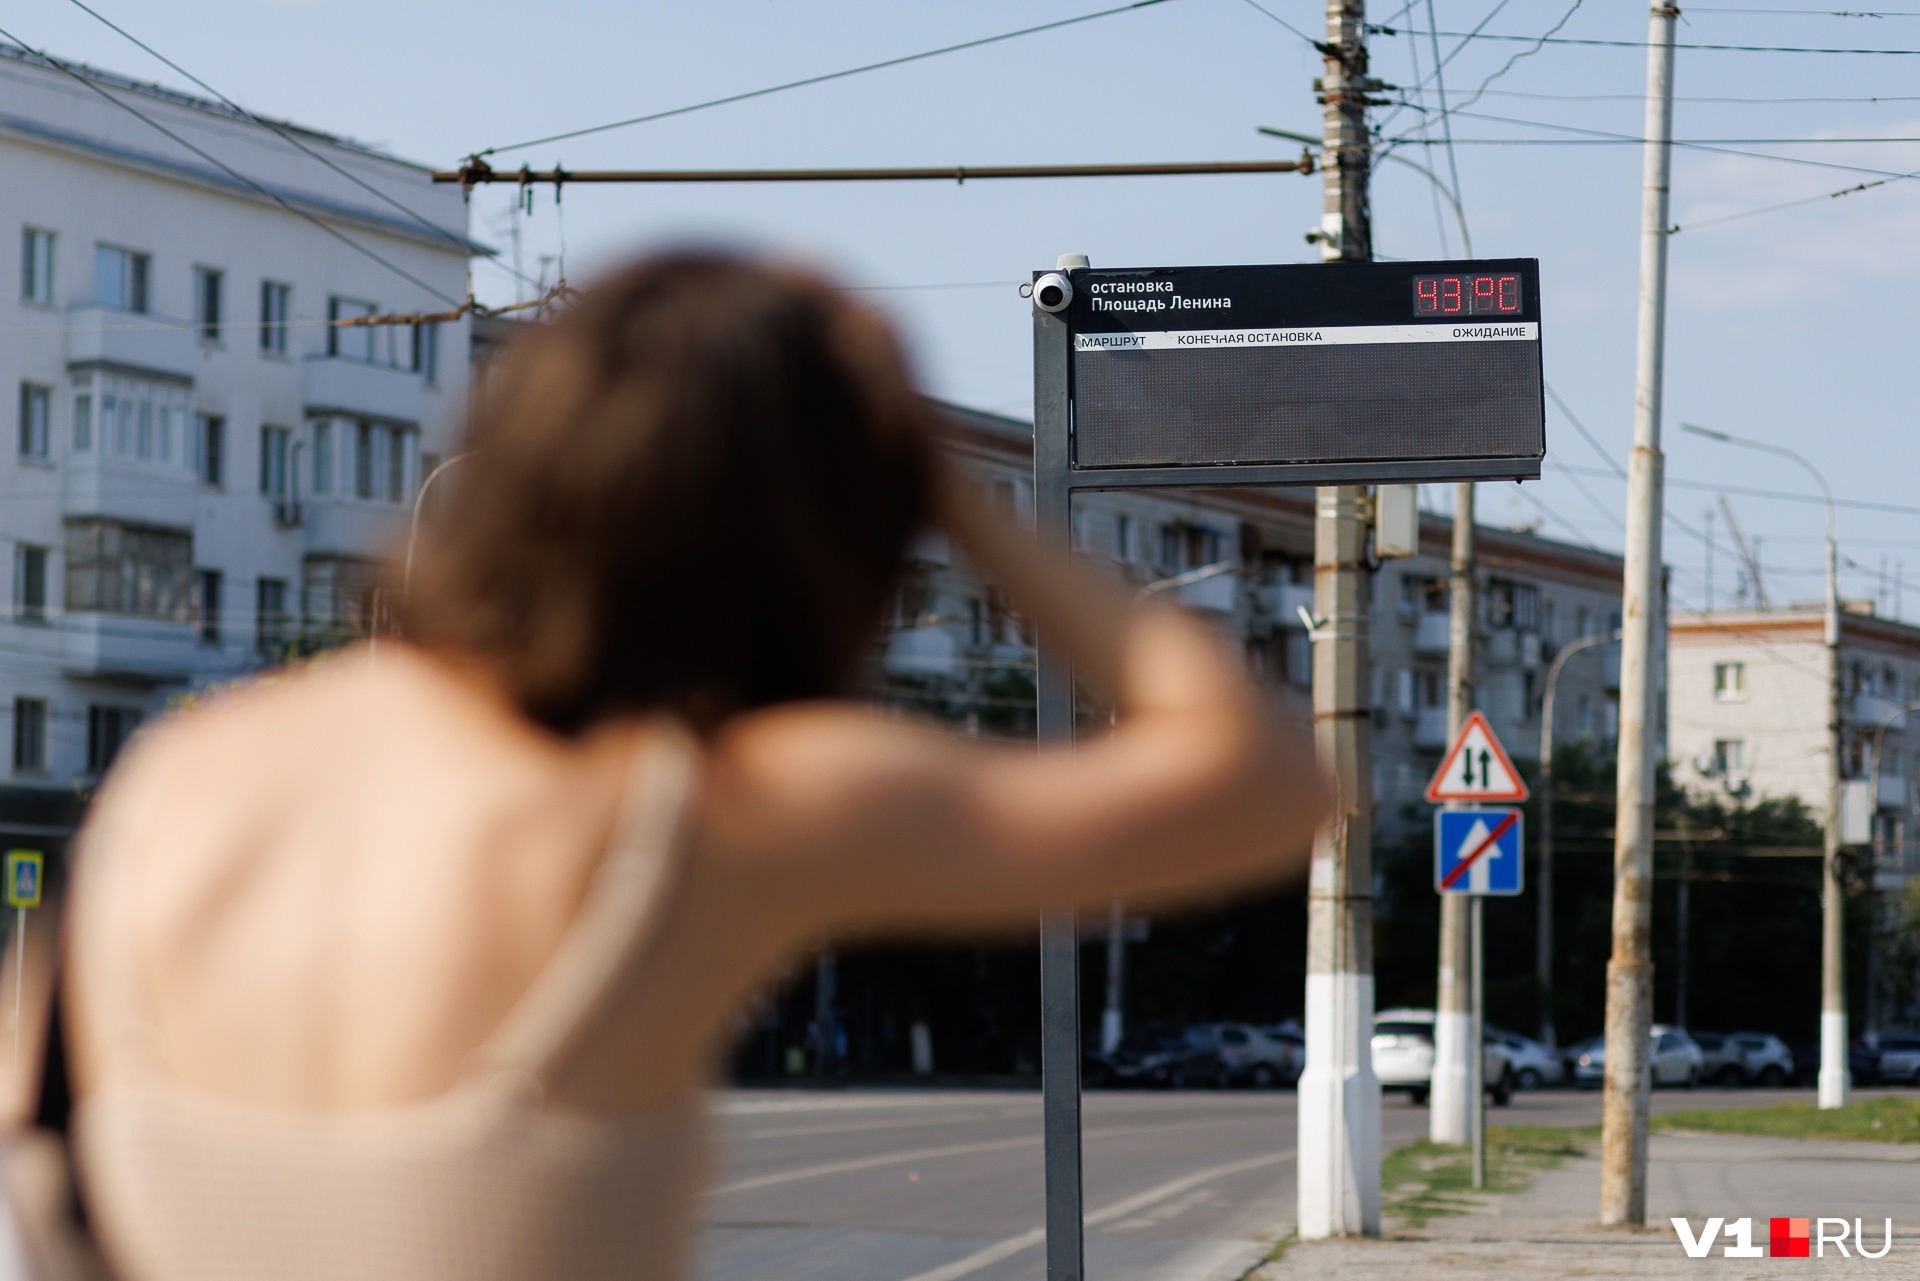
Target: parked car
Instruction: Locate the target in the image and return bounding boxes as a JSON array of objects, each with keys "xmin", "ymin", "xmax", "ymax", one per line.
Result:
[
  {"xmin": 1489, "ymin": 1027, "xmax": 1564, "ymax": 1090},
  {"xmin": 1260, "ymin": 1026, "xmax": 1307, "ymax": 1087},
  {"xmin": 1727, "ymin": 1031, "xmax": 1794, "ymax": 1087},
  {"xmin": 1690, "ymin": 1031, "xmax": 1748, "ymax": 1086},
  {"xmin": 1371, "ymin": 1008, "xmax": 1515, "ymax": 1105},
  {"xmin": 1572, "ymin": 1026, "xmax": 1703, "ymax": 1089},
  {"xmin": 1193, "ymin": 1022, "xmax": 1300, "ymax": 1088},
  {"xmin": 1876, "ymin": 1035, "xmax": 1920, "ymax": 1085},
  {"xmin": 1086, "ymin": 1025, "xmax": 1227, "ymax": 1089},
  {"xmin": 1789, "ymin": 1040, "xmax": 1880, "ymax": 1087}
]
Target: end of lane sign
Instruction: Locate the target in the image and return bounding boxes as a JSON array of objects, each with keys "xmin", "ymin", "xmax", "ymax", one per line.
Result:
[
  {"xmin": 1424, "ymin": 710, "xmax": 1529, "ymax": 803},
  {"xmin": 1435, "ymin": 808, "xmax": 1524, "ymax": 896}
]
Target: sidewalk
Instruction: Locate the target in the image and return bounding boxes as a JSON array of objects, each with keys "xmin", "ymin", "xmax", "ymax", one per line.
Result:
[{"xmin": 1257, "ymin": 1133, "xmax": 1920, "ymax": 1278}]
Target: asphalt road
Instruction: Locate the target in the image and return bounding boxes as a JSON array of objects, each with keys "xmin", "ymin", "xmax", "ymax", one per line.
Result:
[{"xmin": 695, "ymin": 1084, "xmax": 1842, "ymax": 1281}]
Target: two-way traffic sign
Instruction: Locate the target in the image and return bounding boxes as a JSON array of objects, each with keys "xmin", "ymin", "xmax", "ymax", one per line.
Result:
[
  {"xmin": 1424, "ymin": 711, "xmax": 1530, "ymax": 803},
  {"xmin": 1434, "ymin": 808, "xmax": 1524, "ymax": 896}
]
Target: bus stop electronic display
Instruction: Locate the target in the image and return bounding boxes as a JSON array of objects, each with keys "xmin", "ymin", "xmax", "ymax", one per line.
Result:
[{"xmin": 1063, "ymin": 258, "xmax": 1544, "ymax": 480}]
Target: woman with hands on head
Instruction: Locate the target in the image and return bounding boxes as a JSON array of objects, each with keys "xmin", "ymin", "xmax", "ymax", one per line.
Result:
[{"xmin": 60, "ymin": 254, "xmax": 1331, "ymax": 1281}]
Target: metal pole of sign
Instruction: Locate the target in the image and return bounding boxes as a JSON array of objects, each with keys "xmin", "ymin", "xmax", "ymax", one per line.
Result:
[
  {"xmin": 1432, "ymin": 489, "xmax": 1477, "ymax": 1147},
  {"xmin": 1034, "ymin": 252, "xmax": 1084, "ymax": 1281},
  {"xmin": 1296, "ymin": 0, "xmax": 1381, "ymax": 1239},
  {"xmin": 1601, "ymin": 0, "xmax": 1678, "ymax": 1230},
  {"xmin": 1470, "ymin": 895, "xmax": 1485, "ymax": 1190},
  {"xmin": 11, "ymin": 905, "xmax": 21, "ymax": 1063}
]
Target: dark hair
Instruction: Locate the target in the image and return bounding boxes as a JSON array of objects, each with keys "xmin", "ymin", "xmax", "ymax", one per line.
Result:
[{"xmin": 404, "ymin": 254, "xmax": 937, "ymax": 734}]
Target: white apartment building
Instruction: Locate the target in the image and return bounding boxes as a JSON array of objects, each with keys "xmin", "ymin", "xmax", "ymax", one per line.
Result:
[
  {"xmin": 0, "ymin": 46, "xmax": 472, "ymax": 830},
  {"xmin": 1670, "ymin": 606, "xmax": 1920, "ymax": 886},
  {"xmin": 914, "ymin": 406, "xmax": 1626, "ymax": 842}
]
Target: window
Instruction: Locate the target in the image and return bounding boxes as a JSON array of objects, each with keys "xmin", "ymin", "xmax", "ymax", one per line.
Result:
[
  {"xmin": 68, "ymin": 372, "xmax": 186, "ymax": 466},
  {"xmin": 64, "ymin": 519, "xmax": 192, "ymax": 620},
  {"xmin": 256, "ymin": 576, "xmax": 290, "ymax": 657},
  {"xmin": 302, "ymin": 556, "xmax": 386, "ymax": 640},
  {"xmin": 1486, "ymin": 578, "xmax": 1541, "ymax": 631},
  {"xmin": 1712, "ymin": 738, "xmax": 1746, "ymax": 776},
  {"xmin": 194, "ymin": 414, "xmax": 224, "ymax": 487},
  {"xmin": 195, "ymin": 569, "xmax": 222, "ymax": 645},
  {"xmin": 12, "ymin": 698, "xmax": 45, "ymax": 774},
  {"xmin": 412, "ymin": 321, "xmax": 438, "ymax": 383},
  {"xmin": 1713, "ymin": 662, "xmax": 1746, "ymax": 701},
  {"xmin": 354, "ymin": 420, "xmax": 375, "ymax": 499},
  {"xmin": 16, "ymin": 545, "xmax": 45, "ymax": 620},
  {"xmin": 260, "ymin": 280, "xmax": 290, "ymax": 353},
  {"xmin": 18, "ymin": 383, "xmax": 49, "ymax": 459},
  {"xmin": 20, "ymin": 229, "xmax": 53, "ymax": 305},
  {"xmin": 86, "ymin": 705, "xmax": 138, "ymax": 775},
  {"xmin": 193, "ymin": 266, "xmax": 222, "ymax": 343},
  {"xmin": 260, "ymin": 426, "xmax": 290, "ymax": 499},
  {"xmin": 311, "ymin": 420, "xmax": 333, "ymax": 493},
  {"xmin": 327, "ymin": 296, "xmax": 377, "ymax": 361},
  {"xmin": 93, "ymin": 244, "xmax": 149, "ymax": 313},
  {"xmin": 385, "ymin": 425, "xmax": 406, "ymax": 502},
  {"xmin": 1112, "ymin": 513, "xmax": 1131, "ymax": 562},
  {"xmin": 72, "ymin": 388, "xmax": 90, "ymax": 452}
]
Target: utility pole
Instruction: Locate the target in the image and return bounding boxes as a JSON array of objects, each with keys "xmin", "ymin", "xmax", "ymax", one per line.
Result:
[
  {"xmin": 1297, "ymin": 0, "xmax": 1381, "ymax": 1241},
  {"xmin": 1601, "ymin": 0, "xmax": 1677, "ymax": 1230},
  {"xmin": 1820, "ymin": 491, "xmax": 1848, "ymax": 1110},
  {"xmin": 1431, "ymin": 485, "xmax": 1476, "ymax": 1145}
]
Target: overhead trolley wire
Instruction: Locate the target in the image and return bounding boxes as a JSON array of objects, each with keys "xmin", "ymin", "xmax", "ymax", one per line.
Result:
[
  {"xmin": 0, "ymin": 28, "xmax": 462, "ymax": 306},
  {"xmin": 1367, "ymin": 26, "xmax": 1920, "ymax": 53},
  {"xmin": 474, "ymin": 0, "xmax": 1179, "ymax": 158}
]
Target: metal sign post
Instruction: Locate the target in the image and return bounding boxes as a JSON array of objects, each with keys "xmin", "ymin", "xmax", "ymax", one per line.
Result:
[
  {"xmin": 1031, "ymin": 251, "xmax": 1547, "ymax": 1267},
  {"xmin": 6, "ymin": 850, "xmax": 41, "ymax": 1065}
]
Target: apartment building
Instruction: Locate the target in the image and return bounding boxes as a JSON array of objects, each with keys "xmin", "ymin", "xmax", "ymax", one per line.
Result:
[
  {"xmin": 1670, "ymin": 606, "xmax": 1920, "ymax": 887},
  {"xmin": 911, "ymin": 406, "xmax": 1627, "ymax": 841},
  {"xmin": 0, "ymin": 46, "xmax": 471, "ymax": 834}
]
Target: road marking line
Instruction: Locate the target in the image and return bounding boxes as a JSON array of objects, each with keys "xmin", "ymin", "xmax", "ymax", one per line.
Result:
[
  {"xmin": 716, "ymin": 1094, "xmax": 1036, "ymax": 1116},
  {"xmin": 891, "ymin": 1149, "xmax": 1296, "ymax": 1281},
  {"xmin": 712, "ymin": 1117, "xmax": 1262, "ymax": 1194}
]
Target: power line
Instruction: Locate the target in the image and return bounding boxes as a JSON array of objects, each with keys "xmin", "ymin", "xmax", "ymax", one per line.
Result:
[
  {"xmin": 1546, "ymin": 383, "xmax": 1626, "ymax": 478},
  {"xmin": 477, "ymin": 0, "xmax": 1178, "ymax": 157},
  {"xmin": 1685, "ymin": 6, "xmax": 1920, "ymax": 14},
  {"xmin": 1468, "ymin": 88, "xmax": 1920, "ymax": 102},
  {"xmin": 52, "ymin": 0, "xmax": 533, "ymax": 287},
  {"xmin": 1368, "ymin": 26, "xmax": 1920, "ymax": 53},
  {"xmin": 1556, "ymin": 463, "xmax": 1920, "ymax": 516},
  {"xmin": 1671, "ymin": 173, "xmax": 1911, "ymax": 232},
  {"xmin": 1233, "ymin": 0, "xmax": 1320, "ymax": 47},
  {"xmin": 0, "ymin": 30, "xmax": 462, "ymax": 306}
]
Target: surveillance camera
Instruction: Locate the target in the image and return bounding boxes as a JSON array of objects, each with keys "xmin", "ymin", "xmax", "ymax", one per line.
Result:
[{"xmin": 1033, "ymin": 272, "xmax": 1073, "ymax": 313}]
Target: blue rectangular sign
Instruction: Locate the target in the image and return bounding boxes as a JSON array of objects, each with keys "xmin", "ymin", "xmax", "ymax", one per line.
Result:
[{"xmin": 1434, "ymin": 808, "xmax": 1524, "ymax": 896}]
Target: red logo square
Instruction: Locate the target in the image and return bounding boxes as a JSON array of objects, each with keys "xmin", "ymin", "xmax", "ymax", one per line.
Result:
[{"xmin": 1770, "ymin": 1217, "xmax": 1810, "ymax": 1258}]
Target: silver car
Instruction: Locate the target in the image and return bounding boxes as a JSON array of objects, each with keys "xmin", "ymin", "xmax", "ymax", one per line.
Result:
[
  {"xmin": 1489, "ymin": 1027, "xmax": 1564, "ymax": 1090},
  {"xmin": 1573, "ymin": 1025, "xmax": 1703, "ymax": 1089},
  {"xmin": 1728, "ymin": 1031, "xmax": 1793, "ymax": 1087},
  {"xmin": 1878, "ymin": 1036, "xmax": 1920, "ymax": 1085}
]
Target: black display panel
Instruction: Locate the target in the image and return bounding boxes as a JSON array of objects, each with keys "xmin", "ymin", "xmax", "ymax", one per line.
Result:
[{"xmin": 1063, "ymin": 259, "xmax": 1544, "ymax": 475}]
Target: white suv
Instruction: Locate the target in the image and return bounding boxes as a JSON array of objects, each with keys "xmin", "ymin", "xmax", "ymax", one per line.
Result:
[{"xmin": 1372, "ymin": 1008, "xmax": 1515, "ymax": 1106}]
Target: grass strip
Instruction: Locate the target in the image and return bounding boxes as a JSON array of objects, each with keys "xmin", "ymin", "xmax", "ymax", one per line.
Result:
[
  {"xmin": 1381, "ymin": 1124, "xmax": 1594, "ymax": 1228},
  {"xmin": 1655, "ymin": 1094, "xmax": 1920, "ymax": 1143}
]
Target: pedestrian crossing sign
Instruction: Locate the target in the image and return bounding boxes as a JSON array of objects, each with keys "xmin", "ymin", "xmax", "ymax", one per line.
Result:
[
  {"xmin": 5, "ymin": 851, "xmax": 42, "ymax": 909},
  {"xmin": 1434, "ymin": 809, "xmax": 1524, "ymax": 896}
]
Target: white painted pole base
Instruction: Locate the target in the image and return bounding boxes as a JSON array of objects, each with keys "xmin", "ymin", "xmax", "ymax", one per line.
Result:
[
  {"xmin": 1428, "ymin": 1008, "xmax": 1473, "ymax": 1145},
  {"xmin": 1818, "ymin": 1010, "xmax": 1850, "ymax": 1109},
  {"xmin": 1298, "ymin": 971, "xmax": 1381, "ymax": 1239}
]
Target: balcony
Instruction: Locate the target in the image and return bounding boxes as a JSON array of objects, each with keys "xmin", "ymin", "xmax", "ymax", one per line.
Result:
[
  {"xmin": 64, "ymin": 306, "xmax": 198, "ymax": 381},
  {"xmin": 1415, "ymin": 706, "xmax": 1449, "ymax": 750},
  {"xmin": 303, "ymin": 355, "xmax": 422, "ymax": 423},
  {"xmin": 1853, "ymin": 691, "xmax": 1905, "ymax": 731},
  {"xmin": 61, "ymin": 613, "xmax": 200, "ymax": 685},
  {"xmin": 1878, "ymin": 773, "xmax": 1908, "ymax": 812},
  {"xmin": 1413, "ymin": 611, "xmax": 1450, "ymax": 656},
  {"xmin": 883, "ymin": 625, "xmax": 959, "ymax": 678},
  {"xmin": 1177, "ymin": 572, "xmax": 1237, "ymax": 614},
  {"xmin": 1259, "ymin": 582, "xmax": 1317, "ymax": 628},
  {"xmin": 301, "ymin": 496, "xmax": 407, "ymax": 558}
]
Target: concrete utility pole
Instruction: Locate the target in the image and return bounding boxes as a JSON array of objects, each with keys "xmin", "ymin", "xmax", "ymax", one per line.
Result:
[
  {"xmin": 1297, "ymin": 0, "xmax": 1381, "ymax": 1240},
  {"xmin": 1101, "ymin": 899, "xmax": 1126, "ymax": 1053},
  {"xmin": 1431, "ymin": 485, "xmax": 1476, "ymax": 1145},
  {"xmin": 1601, "ymin": 0, "xmax": 1678, "ymax": 1230}
]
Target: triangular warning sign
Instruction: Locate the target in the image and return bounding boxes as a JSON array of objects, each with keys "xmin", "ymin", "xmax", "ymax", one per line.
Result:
[{"xmin": 1425, "ymin": 710, "xmax": 1530, "ymax": 803}]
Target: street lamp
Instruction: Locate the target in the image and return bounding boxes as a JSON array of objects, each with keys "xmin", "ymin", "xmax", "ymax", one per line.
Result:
[
  {"xmin": 1681, "ymin": 422, "xmax": 1847, "ymax": 1108},
  {"xmin": 1536, "ymin": 628, "xmax": 1622, "ymax": 1048},
  {"xmin": 404, "ymin": 451, "xmax": 472, "ymax": 596}
]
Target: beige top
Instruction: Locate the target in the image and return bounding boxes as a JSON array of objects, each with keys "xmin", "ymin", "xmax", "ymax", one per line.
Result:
[{"xmin": 72, "ymin": 725, "xmax": 707, "ymax": 1281}]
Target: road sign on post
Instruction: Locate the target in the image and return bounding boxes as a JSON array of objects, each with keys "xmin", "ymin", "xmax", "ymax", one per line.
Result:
[
  {"xmin": 1425, "ymin": 711, "xmax": 1530, "ymax": 804},
  {"xmin": 5, "ymin": 852, "xmax": 41, "ymax": 910},
  {"xmin": 1032, "ymin": 252, "xmax": 1547, "ymax": 1265},
  {"xmin": 1435, "ymin": 809, "xmax": 1525, "ymax": 896}
]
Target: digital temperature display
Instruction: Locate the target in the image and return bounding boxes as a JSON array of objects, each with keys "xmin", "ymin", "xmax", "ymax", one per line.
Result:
[{"xmin": 1414, "ymin": 273, "xmax": 1524, "ymax": 317}]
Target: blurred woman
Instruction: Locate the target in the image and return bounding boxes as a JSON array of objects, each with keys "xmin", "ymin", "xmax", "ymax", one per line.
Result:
[{"xmin": 62, "ymin": 254, "xmax": 1329, "ymax": 1281}]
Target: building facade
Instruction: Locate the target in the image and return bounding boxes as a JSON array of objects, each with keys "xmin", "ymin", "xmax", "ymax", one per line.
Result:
[
  {"xmin": 0, "ymin": 46, "xmax": 471, "ymax": 833},
  {"xmin": 1670, "ymin": 606, "xmax": 1920, "ymax": 886},
  {"xmin": 909, "ymin": 407, "xmax": 1627, "ymax": 843}
]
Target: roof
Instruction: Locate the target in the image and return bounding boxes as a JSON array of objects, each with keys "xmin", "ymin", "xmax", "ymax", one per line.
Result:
[{"xmin": 1672, "ymin": 606, "xmax": 1920, "ymax": 659}]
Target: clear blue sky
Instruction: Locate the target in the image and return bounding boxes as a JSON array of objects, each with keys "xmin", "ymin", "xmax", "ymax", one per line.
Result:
[{"xmin": 14, "ymin": 0, "xmax": 1920, "ymax": 612}]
